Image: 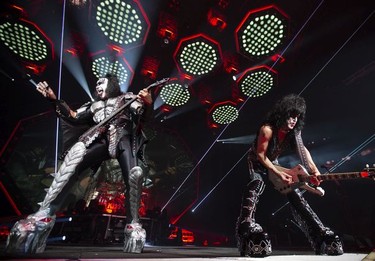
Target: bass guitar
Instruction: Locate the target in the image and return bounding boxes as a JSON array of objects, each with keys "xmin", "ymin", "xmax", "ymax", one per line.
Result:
[{"xmin": 268, "ymin": 164, "xmax": 375, "ymax": 196}]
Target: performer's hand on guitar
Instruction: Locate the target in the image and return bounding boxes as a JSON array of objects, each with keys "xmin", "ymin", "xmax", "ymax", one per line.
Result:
[
  {"xmin": 309, "ymin": 170, "xmax": 321, "ymax": 186},
  {"xmin": 36, "ymin": 81, "xmax": 57, "ymax": 100},
  {"xmin": 137, "ymin": 88, "xmax": 152, "ymax": 105},
  {"xmin": 276, "ymin": 170, "xmax": 293, "ymax": 185}
]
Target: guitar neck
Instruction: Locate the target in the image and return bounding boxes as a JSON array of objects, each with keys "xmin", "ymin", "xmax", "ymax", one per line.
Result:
[
  {"xmin": 80, "ymin": 78, "xmax": 169, "ymax": 137},
  {"xmin": 308, "ymin": 171, "xmax": 371, "ymax": 181},
  {"xmin": 96, "ymin": 79, "xmax": 159, "ymax": 127},
  {"xmin": 95, "ymin": 80, "xmax": 162, "ymax": 128}
]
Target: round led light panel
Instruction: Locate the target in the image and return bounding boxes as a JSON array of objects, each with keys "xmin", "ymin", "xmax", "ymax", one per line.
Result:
[
  {"xmin": 92, "ymin": 57, "xmax": 129, "ymax": 85},
  {"xmin": 96, "ymin": 0, "xmax": 146, "ymax": 45},
  {"xmin": 0, "ymin": 21, "xmax": 49, "ymax": 61},
  {"xmin": 212, "ymin": 104, "xmax": 239, "ymax": 125},
  {"xmin": 240, "ymin": 70, "xmax": 274, "ymax": 97},
  {"xmin": 160, "ymin": 83, "xmax": 190, "ymax": 107}
]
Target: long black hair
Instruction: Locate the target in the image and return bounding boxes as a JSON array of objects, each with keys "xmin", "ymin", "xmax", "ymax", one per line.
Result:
[
  {"xmin": 263, "ymin": 94, "xmax": 306, "ymax": 132},
  {"xmin": 104, "ymin": 73, "xmax": 122, "ymax": 98}
]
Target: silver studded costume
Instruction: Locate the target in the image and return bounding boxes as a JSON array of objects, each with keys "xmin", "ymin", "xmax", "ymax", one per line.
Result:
[{"xmin": 6, "ymin": 77, "xmax": 151, "ymax": 254}]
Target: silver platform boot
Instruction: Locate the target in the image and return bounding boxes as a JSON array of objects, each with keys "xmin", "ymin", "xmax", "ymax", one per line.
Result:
[
  {"xmin": 123, "ymin": 166, "xmax": 146, "ymax": 253},
  {"xmin": 5, "ymin": 142, "xmax": 87, "ymax": 254}
]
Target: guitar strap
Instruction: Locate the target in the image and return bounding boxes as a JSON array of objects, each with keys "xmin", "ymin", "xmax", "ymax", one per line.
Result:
[{"xmin": 295, "ymin": 130, "xmax": 312, "ymax": 173}]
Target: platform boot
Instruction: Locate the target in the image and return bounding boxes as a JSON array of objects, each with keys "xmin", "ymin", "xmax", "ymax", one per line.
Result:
[
  {"xmin": 287, "ymin": 189, "xmax": 344, "ymax": 255},
  {"xmin": 123, "ymin": 166, "xmax": 146, "ymax": 253},
  {"xmin": 236, "ymin": 179, "xmax": 271, "ymax": 257},
  {"xmin": 5, "ymin": 142, "xmax": 87, "ymax": 254}
]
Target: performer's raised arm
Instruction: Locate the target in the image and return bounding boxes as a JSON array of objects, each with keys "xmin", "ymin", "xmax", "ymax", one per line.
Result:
[{"xmin": 36, "ymin": 81, "xmax": 78, "ymax": 119}]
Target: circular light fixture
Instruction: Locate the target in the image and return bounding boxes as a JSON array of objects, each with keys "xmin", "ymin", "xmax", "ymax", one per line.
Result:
[
  {"xmin": 95, "ymin": 0, "xmax": 149, "ymax": 46},
  {"xmin": 237, "ymin": 65, "xmax": 277, "ymax": 97},
  {"xmin": 239, "ymin": 70, "xmax": 274, "ymax": 97},
  {"xmin": 92, "ymin": 57, "xmax": 130, "ymax": 86},
  {"xmin": 236, "ymin": 5, "xmax": 288, "ymax": 58},
  {"xmin": 175, "ymin": 34, "xmax": 221, "ymax": 77},
  {"xmin": 0, "ymin": 20, "xmax": 51, "ymax": 62},
  {"xmin": 160, "ymin": 83, "xmax": 190, "ymax": 107},
  {"xmin": 179, "ymin": 41, "xmax": 218, "ymax": 75},
  {"xmin": 211, "ymin": 103, "xmax": 239, "ymax": 125}
]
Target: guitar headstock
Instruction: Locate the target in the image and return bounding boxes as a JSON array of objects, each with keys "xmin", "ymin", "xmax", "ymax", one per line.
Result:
[{"xmin": 146, "ymin": 78, "xmax": 170, "ymax": 89}]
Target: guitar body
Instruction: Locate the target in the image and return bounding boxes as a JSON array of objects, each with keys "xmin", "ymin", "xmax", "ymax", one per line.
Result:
[{"xmin": 268, "ymin": 164, "xmax": 325, "ymax": 196}]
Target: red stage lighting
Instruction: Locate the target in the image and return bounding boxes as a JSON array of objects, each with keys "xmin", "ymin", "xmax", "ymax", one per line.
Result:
[
  {"xmin": 24, "ymin": 62, "xmax": 46, "ymax": 75},
  {"xmin": 208, "ymin": 8, "xmax": 227, "ymax": 31},
  {"xmin": 141, "ymin": 56, "xmax": 160, "ymax": 80},
  {"xmin": 196, "ymin": 83, "xmax": 213, "ymax": 105},
  {"xmin": 157, "ymin": 12, "xmax": 178, "ymax": 43},
  {"xmin": 223, "ymin": 52, "xmax": 239, "ymax": 74}
]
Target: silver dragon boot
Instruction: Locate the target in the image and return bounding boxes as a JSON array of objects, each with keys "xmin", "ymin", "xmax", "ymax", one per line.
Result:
[
  {"xmin": 5, "ymin": 208, "xmax": 55, "ymax": 254},
  {"xmin": 5, "ymin": 141, "xmax": 87, "ymax": 254},
  {"xmin": 123, "ymin": 166, "xmax": 146, "ymax": 253}
]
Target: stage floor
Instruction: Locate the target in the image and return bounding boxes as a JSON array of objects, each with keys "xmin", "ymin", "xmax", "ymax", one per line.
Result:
[{"xmin": 0, "ymin": 243, "xmax": 370, "ymax": 261}]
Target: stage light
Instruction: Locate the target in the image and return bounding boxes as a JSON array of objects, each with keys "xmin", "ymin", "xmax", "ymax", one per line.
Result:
[
  {"xmin": 236, "ymin": 65, "xmax": 277, "ymax": 97},
  {"xmin": 55, "ymin": 216, "xmax": 73, "ymax": 223},
  {"xmin": 0, "ymin": 19, "xmax": 53, "ymax": 62},
  {"xmin": 47, "ymin": 235, "xmax": 66, "ymax": 242},
  {"xmin": 157, "ymin": 12, "xmax": 178, "ymax": 44},
  {"xmin": 92, "ymin": 57, "xmax": 129, "ymax": 85},
  {"xmin": 216, "ymin": 135, "xmax": 255, "ymax": 144},
  {"xmin": 140, "ymin": 56, "xmax": 160, "ymax": 80},
  {"xmin": 159, "ymin": 82, "xmax": 190, "ymax": 107},
  {"xmin": 174, "ymin": 34, "xmax": 222, "ymax": 77},
  {"xmin": 235, "ymin": 5, "xmax": 288, "ymax": 58},
  {"xmin": 223, "ymin": 53, "xmax": 239, "ymax": 78},
  {"xmin": 208, "ymin": 8, "xmax": 227, "ymax": 31},
  {"xmin": 91, "ymin": 50, "xmax": 134, "ymax": 88},
  {"xmin": 209, "ymin": 101, "xmax": 239, "ymax": 125},
  {"xmin": 95, "ymin": 0, "xmax": 150, "ymax": 47}
]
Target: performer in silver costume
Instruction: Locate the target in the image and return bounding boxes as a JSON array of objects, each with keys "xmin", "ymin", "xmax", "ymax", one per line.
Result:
[
  {"xmin": 6, "ymin": 73, "xmax": 152, "ymax": 254},
  {"xmin": 236, "ymin": 94, "xmax": 344, "ymax": 257}
]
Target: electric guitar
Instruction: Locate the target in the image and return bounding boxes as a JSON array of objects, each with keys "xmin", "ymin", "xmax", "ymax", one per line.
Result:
[{"xmin": 268, "ymin": 164, "xmax": 375, "ymax": 196}]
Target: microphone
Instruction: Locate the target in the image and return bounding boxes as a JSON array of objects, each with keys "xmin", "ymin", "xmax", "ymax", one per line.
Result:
[{"xmin": 26, "ymin": 74, "xmax": 38, "ymax": 87}]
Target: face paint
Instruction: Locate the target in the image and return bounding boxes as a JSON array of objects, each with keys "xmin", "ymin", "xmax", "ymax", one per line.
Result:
[
  {"xmin": 96, "ymin": 78, "xmax": 109, "ymax": 99},
  {"xmin": 285, "ymin": 116, "xmax": 298, "ymax": 130}
]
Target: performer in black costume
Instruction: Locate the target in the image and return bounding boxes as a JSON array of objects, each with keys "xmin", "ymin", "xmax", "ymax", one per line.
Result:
[
  {"xmin": 6, "ymin": 74, "xmax": 153, "ymax": 254},
  {"xmin": 236, "ymin": 94, "xmax": 344, "ymax": 257}
]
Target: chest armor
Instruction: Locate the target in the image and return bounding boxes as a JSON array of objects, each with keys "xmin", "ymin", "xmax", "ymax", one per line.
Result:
[
  {"xmin": 86, "ymin": 94, "xmax": 137, "ymax": 158},
  {"xmin": 90, "ymin": 97, "xmax": 119, "ymax": 123}
]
